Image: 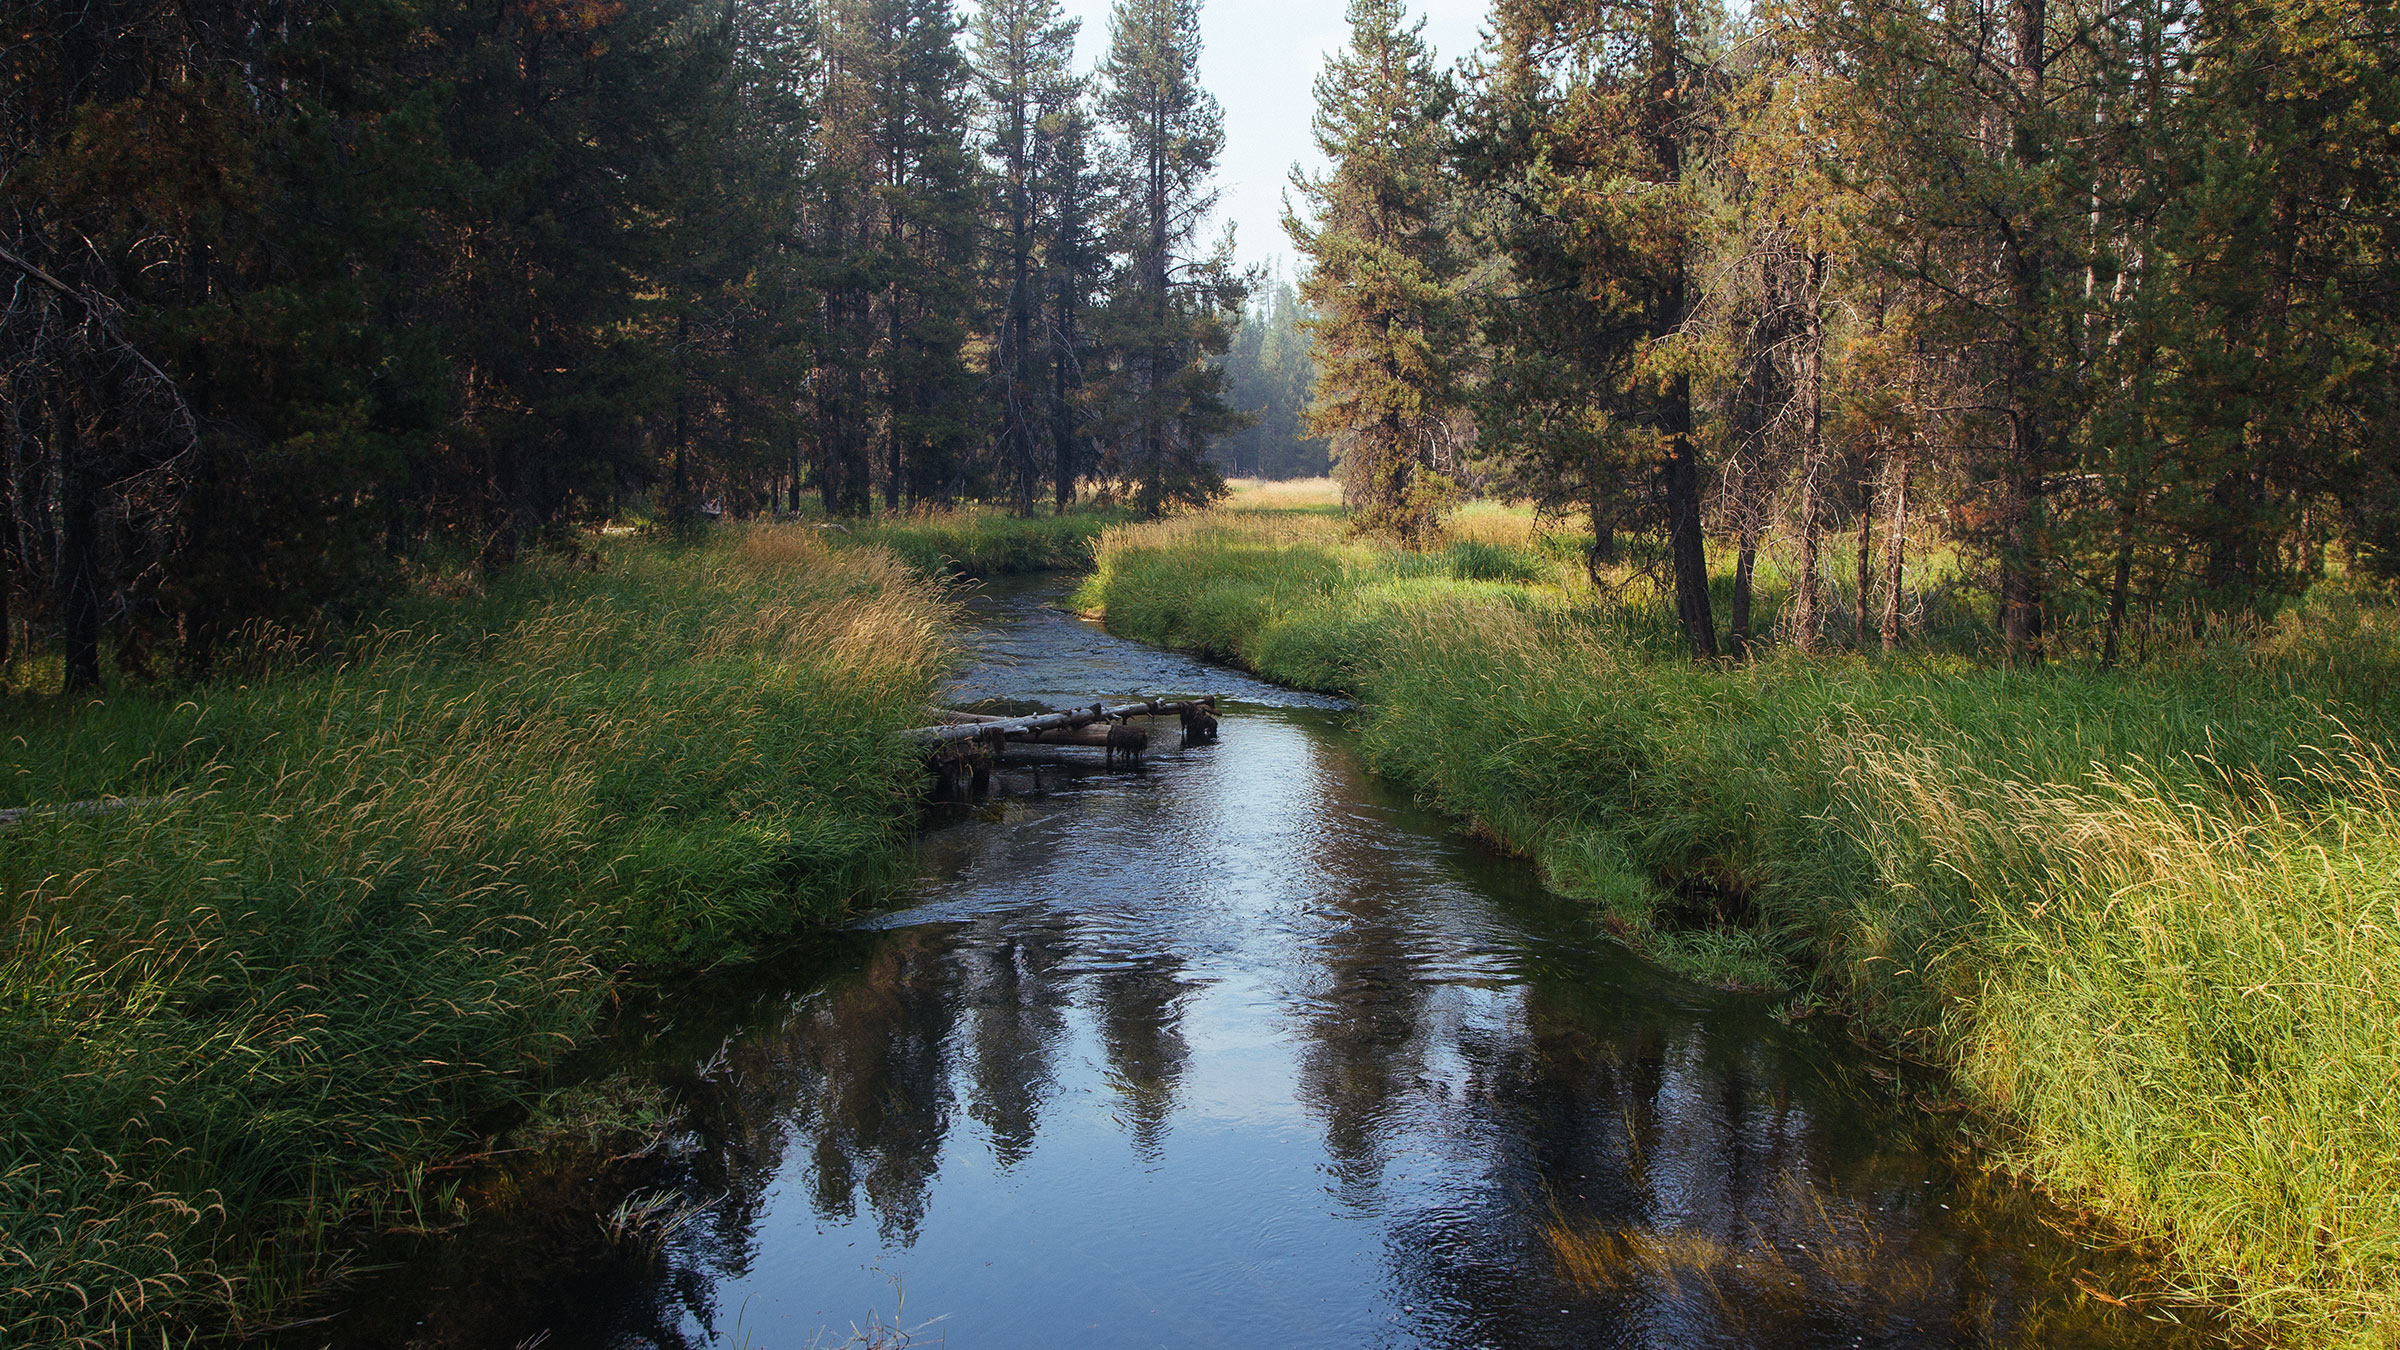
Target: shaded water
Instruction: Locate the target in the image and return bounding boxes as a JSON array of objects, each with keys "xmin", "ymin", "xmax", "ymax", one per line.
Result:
[{"xmin": 304, "ymin": 576, "xmax": 2220, "ymax": 1349}]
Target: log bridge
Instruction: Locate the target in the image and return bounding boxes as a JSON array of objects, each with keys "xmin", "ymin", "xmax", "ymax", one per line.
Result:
[{"xmin": 906, "ymin": 696, "xmax": 1218, "ymax": 794}]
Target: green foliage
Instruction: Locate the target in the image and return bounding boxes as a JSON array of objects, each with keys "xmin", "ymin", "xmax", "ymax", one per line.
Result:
[
  {"xmin": 1088, "ymin": 0, "xmax": 1245, "ymax": 518},
  {"xmin": 1286, "ymin": 0, "xmax": 1466, "ymax": 546},
  {"xmin": 0, "ymin": 527, "xmax": 949, "ymax": 1345},
  {"xmin": 1083, "ymin": 507, "xmax": 2400, "ymax": 1344}
]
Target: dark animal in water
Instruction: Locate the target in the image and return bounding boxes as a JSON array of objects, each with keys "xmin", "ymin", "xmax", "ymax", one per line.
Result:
[
  {"xmin": 1105, "ymin": 722, "xmax": 1149, "ymax": 766},
  {"xmin": 1179, "ymin": 702, "xmax": 1218, "ymax": 743}
]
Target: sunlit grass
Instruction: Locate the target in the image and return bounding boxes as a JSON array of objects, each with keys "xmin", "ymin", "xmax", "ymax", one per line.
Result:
[
  {"xmin": 0, "ymin": 525, "xmax": 951, "ymax": 1346},
  {"xmin": 844, "ymin": 503, "xmax": 1131, "ymax": 577},
  {"xmin": 1080, "ymin": 503, "xmax": 2400, "ymax": 1346},
  {"xmin": 1222, "ymin": 476, "xmax": 1344, "ymax": 512}
]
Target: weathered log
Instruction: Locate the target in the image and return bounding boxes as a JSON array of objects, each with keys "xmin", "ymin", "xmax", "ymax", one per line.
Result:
[
  {"xmin": 1003, "ymin": 721, "xmax": 1141, "ymax": 748},
  {"xmin": 903, "ymin": 697, "xmax": 1215, "ymax": 747}
]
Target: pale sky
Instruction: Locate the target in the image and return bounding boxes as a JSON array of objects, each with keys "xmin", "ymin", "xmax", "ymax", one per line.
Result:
[{"xmin": 1049, "ymin": 0, "xmax": 1496, "ymax": 279}]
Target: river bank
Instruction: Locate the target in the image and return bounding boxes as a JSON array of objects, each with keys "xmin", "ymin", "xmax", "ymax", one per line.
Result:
[
  {"xmin": 1077, "ymin": 507, "xmax": 2400, "ymax": 1347},
  {"xmin": 272, "ymin": 569, "xmax": 2216, "ymax": 1350},
  {"xmin": 0, "ymin": 527, "xmax": 948, "ymax": 1346}
]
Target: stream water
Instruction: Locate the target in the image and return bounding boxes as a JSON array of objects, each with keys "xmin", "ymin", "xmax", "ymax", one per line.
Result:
[{"xmin": 302, "ymin": 575, "xmax": 2222, "ymax": 1349}]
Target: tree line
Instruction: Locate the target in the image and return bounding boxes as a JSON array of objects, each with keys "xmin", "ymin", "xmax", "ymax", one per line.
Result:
[
  {"xmin": 1214, "ymin": 270, "xmax": 1331, "ymax": 480},
  {"xmin": 2, "ymin": 0, "xmax": 1243, "ymax": 686},
  {"xmin": 1291, "ymin": 0, "xmax": 2399, "ymax": 661}
]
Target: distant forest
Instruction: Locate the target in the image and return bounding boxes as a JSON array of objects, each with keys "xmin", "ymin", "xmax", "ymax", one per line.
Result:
[
  {"xmin": 3, "ymin": 0, "xmax": 1244, "ymax": 686},
  {"xmin": 1214, "ymin": 273, "xmax": 1330, "ymax": 481}
]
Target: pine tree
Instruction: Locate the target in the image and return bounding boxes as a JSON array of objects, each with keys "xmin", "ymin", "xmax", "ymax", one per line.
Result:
[
  {"xmin": 1094, "ymin": 0, "xmax": 1242, "ymax": 517},
  {"xmin": 1038, "ymin": 101, "xmax": 1108, "ymax": 509},
  {"xmin": 1459, "ymin": 0, "xmax": 1727, "ymax": 655},
  {"xmin": 973, "ymin": 0, "xmax": 1080, "ymax": 515},
  {"xmin": 1286, "ymin": 0, "xmax": 1464, "ymax": 547}
]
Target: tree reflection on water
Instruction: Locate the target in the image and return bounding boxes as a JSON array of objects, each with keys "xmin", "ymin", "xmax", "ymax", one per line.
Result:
[{"xmin": 297, "ymin": 621, "xmax": 2228, "ymax": 1350}]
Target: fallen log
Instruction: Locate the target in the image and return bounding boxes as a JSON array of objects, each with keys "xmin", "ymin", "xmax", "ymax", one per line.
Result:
[{"xmin": 903, "ymin": 697, "xmax": 1215, "ymax": 747}]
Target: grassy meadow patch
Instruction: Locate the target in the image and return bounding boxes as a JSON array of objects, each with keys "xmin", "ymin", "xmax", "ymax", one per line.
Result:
[
  {"xmin": 845, "ymin": 503, "xmax": 1130, "ymax": 576},
  {"xmin": 0, "ymin": 527, "xmax": 949, "ymax": 1346},
  {"xmin": 1078, "ymin": 506, "xmax": 2400, "ymax": 1346}
]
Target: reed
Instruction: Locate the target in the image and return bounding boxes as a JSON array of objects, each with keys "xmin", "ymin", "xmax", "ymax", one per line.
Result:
[
  {"xmin": 0, "ymin": 525, "xmax": 951, "ymax": 1346},
  {"xmin": 1081, "ymin": 507, "xmax": 2400, "ymax": 1346}
]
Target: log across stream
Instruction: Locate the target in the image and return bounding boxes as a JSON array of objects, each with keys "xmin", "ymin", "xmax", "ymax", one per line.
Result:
[
  {"xmin": 911, "ymin": 696, "xmax": 1219, "ymax": 791},
  {"xmin": 288, "ymin": 574, "xmax": 2224, "ymax": 1350}
]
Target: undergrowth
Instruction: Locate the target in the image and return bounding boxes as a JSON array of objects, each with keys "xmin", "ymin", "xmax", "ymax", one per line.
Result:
[
  {"xmin": 1078, "ymin": 507, "xmax": 2400, "ymax": 1347},
  {"xmin": 0, "ymin": 526, "xmax": 949, "ymax": 1346}
]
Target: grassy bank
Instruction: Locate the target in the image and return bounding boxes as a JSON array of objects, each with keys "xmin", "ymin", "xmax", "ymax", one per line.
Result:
[
  {"xmin": 1078, "ymin": 509, "xmax": 2400, "ymax": 1346},
  {"xmin": 0, "ymin": 527, "xmax": 949, "ymax": 1346},
  {"xmin": 844, "ymin": 503, "xmax": 1129, "ymax": 577}
]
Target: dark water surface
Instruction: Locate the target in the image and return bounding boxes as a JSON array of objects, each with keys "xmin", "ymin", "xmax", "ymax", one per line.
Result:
[{"xmin": 305, "ymin": 576, "xmax": 2219, "ymax": 1349}]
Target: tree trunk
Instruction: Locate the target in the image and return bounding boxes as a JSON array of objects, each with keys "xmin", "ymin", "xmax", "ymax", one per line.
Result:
[
  {"xmin": 1997, "ymin": 0, "xmax": 2050, "ymax": 663},
  {"xmin": 1729, "ymin": 526, "xmax": 1759, "ymax": 658},
  {"xmin": 1647, "ymin": 0, "xmax": 1712, "ymax": 660},
  {"xmin": 1855, "ymin": 483, "xmax": 1873, "ymax": 647},
  {"xmin": 1663, "ymin": 372, "xmax": 1717, "ymax": 660},
  {"xmin": 1789, "ymin": 253, "xmax": 1828, "ymax": 655},
  {"xmin": 1584, "ymin": 493, "xmax": 1617, "ymax": 589},
  {"xmin": 2101, "ymin": 494, "xmax": 2137, "ymax": 667},
  {"xmin": 1881, "ymin": 439, "xmax": 1909, "ymax": 652}
]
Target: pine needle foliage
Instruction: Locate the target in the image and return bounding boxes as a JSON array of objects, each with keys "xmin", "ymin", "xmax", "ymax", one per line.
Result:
[{"xmin": 1286, "ymin": 0, "xmax": 1467, "ymax": 548}]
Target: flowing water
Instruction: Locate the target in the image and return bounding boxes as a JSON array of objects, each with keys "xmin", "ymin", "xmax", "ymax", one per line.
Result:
[{"xmin": 303, "ymin": 576, "xmax": 2223, "ymax": 1349}]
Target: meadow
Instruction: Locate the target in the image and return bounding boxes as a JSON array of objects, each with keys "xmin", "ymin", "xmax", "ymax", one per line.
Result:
[
  {"xmin": 0, "ymin": 527, "xmax": 950, "ymax": 1346},
  {"xmin": 842, "ymin": 501, "xmax": 1130, "ymax": 576},
  {"xmin": 1077, "ymin": 504, "xmax": 2400, "ymax": 1347}
]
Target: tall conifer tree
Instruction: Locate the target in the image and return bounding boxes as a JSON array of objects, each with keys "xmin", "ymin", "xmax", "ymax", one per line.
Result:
[
  {"xmin": 1286, "ymin": 0, "xmax": 1464, "ymax": 546},
  {"xmin": 973, "ymin": 0, "xmax": 1080, "ymax": 514},
  {"xmin": 1095, "ymin": 0, "xmax": 1242, "ymax": 516},
  {"xmin": 1460, "ymin": 0, "xmax": 1724, "ymax": 655}
]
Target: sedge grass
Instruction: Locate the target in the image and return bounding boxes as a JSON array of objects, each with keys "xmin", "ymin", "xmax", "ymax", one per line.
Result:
[
  {"xmin": 0, "ymin": 525, "xmax": 950, "ymax": 1346},
  {"xmin": 1079, "ymin": 506, "xmax": 2400, "ymax": 1346}
]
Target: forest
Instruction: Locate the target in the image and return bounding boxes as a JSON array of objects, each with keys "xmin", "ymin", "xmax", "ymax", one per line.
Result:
[
  {"xmin": 1284, "ymin": 0, "xmax": 2399, "ymax": 662},
  {"xmin": 6, "ymin": 0, "xmax": 2400, "ymax": 1342},
  {"xmin": 4, "ymin": 0, "xmax": 1244, "ymax": 691},
  {"xmin": 8, "ymin": 0, "xmax": 2394, "ymax": 682}
]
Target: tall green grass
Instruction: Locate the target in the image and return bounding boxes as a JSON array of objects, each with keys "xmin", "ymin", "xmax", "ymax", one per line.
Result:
[
  {"xmin": 846, "ymin": 504, "xmax": 1129, "ymax": 577},
  {"xmin": 0, "ymin": 527, "xmax": 950, "ymax": 1346},
  {"xmin": 1080, "ymin": 509, "xmax": 2400, "ymax": 1346}
]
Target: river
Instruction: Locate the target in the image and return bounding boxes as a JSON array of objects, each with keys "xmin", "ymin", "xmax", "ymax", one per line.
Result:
[{"xmin": 301, "ymin": 574, "xmax": 2221, "ymax": 1349}]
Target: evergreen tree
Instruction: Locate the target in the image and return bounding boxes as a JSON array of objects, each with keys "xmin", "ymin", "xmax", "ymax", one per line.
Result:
[
  {"xmin": 1459, "ymin": 0, "xmax": 1728, "ymax": 654},
  {"xmin": 1094, "ymin": 0, "xmax": 1243, "ymax": 517},
  {"xmin": 973, "ymin": 0, "xmax": 1081, "ymax": 514},
  {"xmin": 1285, "ymin": 0, "xmax": 1464, "ymax": 547},
  {"xmin": 1039, "ymin": 101, "xmax": 1108, "ymax": 509}
]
